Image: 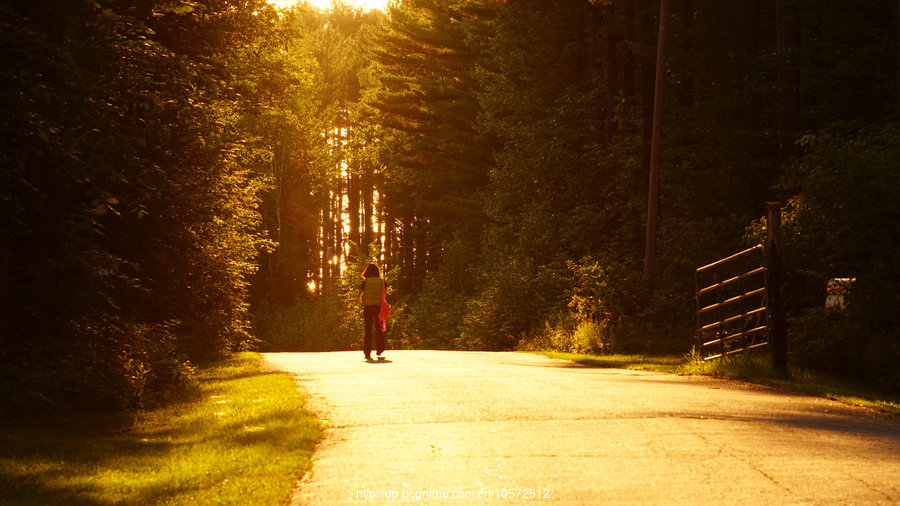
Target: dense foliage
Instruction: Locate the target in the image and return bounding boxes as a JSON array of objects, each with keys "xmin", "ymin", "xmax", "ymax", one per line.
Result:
[
  {"xmin": 3, "ymin": 0, "xmax": 898, "ymax": 412},
  {"xmin": 261, "ymin": 0, "xmax": 899, "ymax": 389},
  {"xmin": 0, "ymin": 0, "xmax": 294, "ymax": 412}
]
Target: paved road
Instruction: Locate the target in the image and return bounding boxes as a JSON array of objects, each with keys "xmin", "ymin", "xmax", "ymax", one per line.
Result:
[{"xmin": 264, "ymin": 351, "xmax": 900, "ymax": 505}]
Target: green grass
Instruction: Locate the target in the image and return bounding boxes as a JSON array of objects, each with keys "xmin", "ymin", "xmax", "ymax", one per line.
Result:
[
  {"xmin": 679, "ymin": 351, "xmax": 900, "ymax": 415},
  {"xmin": 536, "ymin": 350, "xmax": 900, "ymax": 416},
  {"xmin": 539, "ymin": 351, "xmax": 684, "ymax": 373},
  {"xmin": 0, "ymin": 352, "xmax": 323, "ymax": 505}
]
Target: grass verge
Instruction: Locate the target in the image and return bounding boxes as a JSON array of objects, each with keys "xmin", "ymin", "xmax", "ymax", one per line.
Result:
[
  {"xmin": 537, "ymin": 350, "xmax": 900, "ymax": 416},
  {"xmin": 0, "ymin": 352, "xmax": 323, "ymax": 505},
  {"xmin": 539, "ymin": 351, "xmax": 684, "ymax": 373}
]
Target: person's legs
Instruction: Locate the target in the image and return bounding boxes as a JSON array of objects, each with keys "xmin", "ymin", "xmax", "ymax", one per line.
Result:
[
  {"xmin": 375, "ymin": 321, "xmax": 385, "ymax": 356},
  {"xmin": 363, "ymin": 306, "xmax": 375, "ymax": 358}
]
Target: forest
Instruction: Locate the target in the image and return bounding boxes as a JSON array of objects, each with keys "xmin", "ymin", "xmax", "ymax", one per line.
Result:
[{"xmin": 1, "ymin": 0, "xmax": 898, "ymax": 413}]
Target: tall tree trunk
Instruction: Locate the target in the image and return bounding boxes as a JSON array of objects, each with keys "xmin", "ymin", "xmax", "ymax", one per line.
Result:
[
  {"xmin": 332, "ymin": 117, "xmax": 344, "ymax": 280},
  {"xmin": 676, "ymin": 0, "xmax": 693, "ymax": 107},
  {"xmin": 776, "ymin": 0, "xmax": 801, "ymax": 164},
  {"xmin": 27, "ymin": 161, "xmax": 66, "ymax": 317},
  {"xmin": 270, "ymin": 142, "xmax": 284, "ymax": 300},
  {"xmin": 333, "ymin": 167, "xmax": 342, "ymax": 280},
  {"xmin": 376, "ymin": 181, "xmax": 387, "ymax": 267},
  {"xmin": 742, "ymin": 0, "xmax": 761, "ymax": 130},
  {"xmin": 348, "ymin": 161, "xmax": 360, "ymax": 259},
  {"xmin": 272, "ymin": 142, "xmax": 294, "ymax": 304},
  {"xmin": 0, "ymin": 245, "xmax": 8, "ymax": 355},
  {"xmin": 412, "ymin": 215, "xmax": 426, "ymax": 292},
  {"xmin": 623, "ymin": 0, "xmax": 636, "ymax": 99},
  {"xmin": 321, "ymin": 192, "xmax": 331, "ymax": 287},
  {"xmin": 298, "ymin": 185, "xmax": 315, "ymax": 296},
  {"xmin": 362, "ymin": 162, "xmax": 374, "ymax": 254},
  {"xmin": 400, "ymin": 210, "xmax": 415, "ymax": 300},
  {"xmin": 308, "ymin": 198, "xmax": 321, "ymax": 293},
  {"xmin": 383, "ymin": 199, "xmax": 394, "ymax": 271},
  {"xmin": 602, "ymin": 3, "xmax": 618, "ymax": 147}
]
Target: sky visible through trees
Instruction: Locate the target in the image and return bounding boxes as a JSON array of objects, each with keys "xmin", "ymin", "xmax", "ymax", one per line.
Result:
[{"xmin": 269, "ymin": 0, "xmax": 388, "ymax": 13}]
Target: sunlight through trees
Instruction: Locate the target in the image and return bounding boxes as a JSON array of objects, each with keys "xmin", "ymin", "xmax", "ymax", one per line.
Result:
[{"xmin": 2, "ymin": 0, "xmax": 898, "ymax": 412}]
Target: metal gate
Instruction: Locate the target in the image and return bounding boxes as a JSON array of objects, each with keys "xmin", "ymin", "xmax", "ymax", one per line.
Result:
[{"xmin": 695, "ymin": 244, "xmax": 769, "ymax": 360}]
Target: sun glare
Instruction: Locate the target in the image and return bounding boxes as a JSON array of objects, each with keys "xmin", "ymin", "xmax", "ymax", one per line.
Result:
[{"xmin": 268, "ymin": 0, "xmax": 388, "ymax": 12}]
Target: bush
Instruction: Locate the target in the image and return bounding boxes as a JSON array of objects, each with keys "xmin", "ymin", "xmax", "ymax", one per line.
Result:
[
  {"xmin": 391, "ymin": 239, "xmax": 471, "ymax": 350},
  {"xmin": 789, "ymin": 306, "xmax": 899, "ymax": 390},
  {"xmin": 740, "ymin": 122, "xmax": 900, "ymax": 390},
  {"xmin": 744, "ymin": 123, "xmax": 900, "ymax": 389},
  {"xmin": 253, "ymin": 289, "xmax": 358, "ymax": 352},
  {"xmin": 459, "ymin": 257, "xmax": 571, "ymax": 351},
  {"xmin": 789, "ymin": 307, "xmax": 858, "ymax": 378},
  {"xmin": 401, "ymin": 275, "xmax": 468, "ymax": 350},
  {"xmin": 0, "ymin": 319, "xmax": 197, "ymax": 415}
]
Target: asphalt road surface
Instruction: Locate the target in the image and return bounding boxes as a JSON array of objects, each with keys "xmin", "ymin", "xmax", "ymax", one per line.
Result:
[{"xmin": 264, "ymin": 350, "xmax": 900, "ymax": 505}]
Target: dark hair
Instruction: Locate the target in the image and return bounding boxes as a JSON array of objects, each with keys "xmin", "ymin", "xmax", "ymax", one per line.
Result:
[{"xmin": 361, "ymin": 263, "xmax": 381, "ymax": 279}]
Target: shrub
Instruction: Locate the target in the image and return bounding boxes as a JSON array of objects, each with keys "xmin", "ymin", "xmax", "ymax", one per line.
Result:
[
  {"xmin": 252, "ymin": 289, "xmax": 357, "ymax": 352},
  {"xmin": 743, "ymin": 122, "xmax": 900, "ymax": 390}
]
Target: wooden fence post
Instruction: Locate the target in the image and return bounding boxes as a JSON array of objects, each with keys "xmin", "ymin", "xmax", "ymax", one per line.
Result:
[{"xmin": 765, "ymin": 202, "xmax": 788, "ymax": 374}]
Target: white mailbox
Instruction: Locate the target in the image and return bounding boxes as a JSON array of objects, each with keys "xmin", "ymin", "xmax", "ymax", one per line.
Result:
[{"xmin": 825, "ymin": 278, "xmax": 855, "ymax": 308}]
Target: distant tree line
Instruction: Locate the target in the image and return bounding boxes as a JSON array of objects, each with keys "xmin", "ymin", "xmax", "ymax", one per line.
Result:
[
  {"xmin": 2, "ymin": 0, "xmax": 898, "ymax": 413},
  {"xmin": 258, "ymin": 0, "xmax": 899, "ymax": 391}
]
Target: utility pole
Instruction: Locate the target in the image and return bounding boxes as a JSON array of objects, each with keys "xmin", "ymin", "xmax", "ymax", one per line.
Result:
[{"xmin": 643, "ymin": 0, "xmax": 670, "ymax": 287}]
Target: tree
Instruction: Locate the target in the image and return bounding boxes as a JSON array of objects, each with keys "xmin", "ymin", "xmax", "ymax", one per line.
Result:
[
  {"xmin": 371, "ymin": 0, "xmax": 492, "ymax": 263},
  {"xmin": 0, "ymin": 0, "xmax": 298, "ymax": 411}
]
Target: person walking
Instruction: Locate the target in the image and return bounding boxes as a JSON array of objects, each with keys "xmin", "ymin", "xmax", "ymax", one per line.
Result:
[{"xmin": 355, "ymin": 263, "xmax": 387, "ymax": 360}]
